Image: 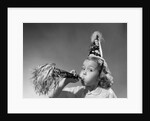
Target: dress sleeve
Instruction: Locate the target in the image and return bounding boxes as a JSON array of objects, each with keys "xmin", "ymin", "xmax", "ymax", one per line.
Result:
[
  {"xmin": 57, "ymin": 87, "xmax": 77, "ymax": 98},
  {"xmin": 108, "ymin": 88, "xmax": 117, "ymax": 98}
]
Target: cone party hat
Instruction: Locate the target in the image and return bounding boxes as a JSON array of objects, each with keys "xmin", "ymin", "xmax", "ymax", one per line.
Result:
[{"xmin": 88, "ymin": 31, "xmax": 104, "ymax": 60}]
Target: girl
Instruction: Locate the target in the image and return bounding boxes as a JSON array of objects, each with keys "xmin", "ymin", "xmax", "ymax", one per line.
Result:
[{"xmin": 48, "ymin": 56, "xmax": 117, "ymax": 98}]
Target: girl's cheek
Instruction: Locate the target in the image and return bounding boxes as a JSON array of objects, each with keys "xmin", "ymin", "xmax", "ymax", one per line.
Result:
[{"xmin": 79, "ymin": 72, "xmax": 83, "ymax": 77}]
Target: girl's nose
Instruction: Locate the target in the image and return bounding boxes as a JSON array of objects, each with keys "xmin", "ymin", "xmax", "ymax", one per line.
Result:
[{"xmin": 83, "ymin": 71, "xmax": 87, "ymax": 75}]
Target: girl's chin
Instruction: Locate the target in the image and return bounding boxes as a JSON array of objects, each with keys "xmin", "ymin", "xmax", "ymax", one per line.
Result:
[
  {"xmin": 81, "ymin": 79, "xmax": 91, "ymax": 86},
  {"xmin": 81, "ymin": 81, "xmax": 89, "ymax": 86}
]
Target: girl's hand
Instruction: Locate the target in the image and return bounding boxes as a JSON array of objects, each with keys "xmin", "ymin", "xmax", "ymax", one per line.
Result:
[{"xmin": 48, "ymin": 70, "xmax": 79, "ymax": 98}]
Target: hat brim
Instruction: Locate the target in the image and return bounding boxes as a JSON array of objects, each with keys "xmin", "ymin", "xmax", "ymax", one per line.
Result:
[{"xmin": 88, "ymin": 54, "xmax": 104, "ymax": 61}]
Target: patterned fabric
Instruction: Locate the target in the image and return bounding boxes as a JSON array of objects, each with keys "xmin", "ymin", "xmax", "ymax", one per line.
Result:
[{"xmin": 58, "ymin": 86, "xmax": 117, "ymax": 98}]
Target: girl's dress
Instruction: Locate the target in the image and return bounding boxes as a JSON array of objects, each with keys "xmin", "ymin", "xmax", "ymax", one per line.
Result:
[{"xmin": 57, "ymin": 86, "xmax": 117, "ymax": 98}]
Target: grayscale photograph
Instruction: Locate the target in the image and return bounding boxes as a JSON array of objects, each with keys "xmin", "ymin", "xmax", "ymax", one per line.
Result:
[{"xmin": 23, "ymin": 23, "xmax": 127, "ymax": 98}]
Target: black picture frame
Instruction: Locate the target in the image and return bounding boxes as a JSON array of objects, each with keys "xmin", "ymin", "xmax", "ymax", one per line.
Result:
[{"xmin": 1, "ymin": 0, "xmax": 149, "ymax": 119}]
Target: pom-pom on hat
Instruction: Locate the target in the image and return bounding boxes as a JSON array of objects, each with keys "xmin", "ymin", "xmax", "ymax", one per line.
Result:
[{"xmin": 88, "ymin": 31, "xmax": 104, "ymax": 60}]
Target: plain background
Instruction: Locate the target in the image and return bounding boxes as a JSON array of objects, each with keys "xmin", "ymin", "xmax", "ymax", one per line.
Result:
[{"xmin": 23, "ymin": 23, "xmax": 127, "ymax": 98}]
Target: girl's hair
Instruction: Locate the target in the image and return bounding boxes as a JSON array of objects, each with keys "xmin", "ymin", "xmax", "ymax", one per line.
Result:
[{"xmin": 86, "ymin": 57, "xmax": 114, "ymax": 89}]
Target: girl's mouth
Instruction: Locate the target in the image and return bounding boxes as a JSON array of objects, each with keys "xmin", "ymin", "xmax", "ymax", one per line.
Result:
[{"xmin": 80, "ymin": 76, "xmax": 84, "ymax": 81}]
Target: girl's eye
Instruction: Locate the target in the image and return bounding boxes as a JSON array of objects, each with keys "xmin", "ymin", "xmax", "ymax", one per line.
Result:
[
  {"xmin": 89, "ymin": 69, "xmax": 93, "ymax": 72},
  {"xmin": 87, "ymin": 68, "xmax": 94, "ymax": 72},
  {"xmin": 82, "ymin": 67, "xmax": 85, "ymax": 70}
]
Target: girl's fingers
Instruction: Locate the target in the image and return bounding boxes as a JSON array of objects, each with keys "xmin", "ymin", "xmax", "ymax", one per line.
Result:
[{"xmin": 70, "ymin": 70, "xmax": 77, "ymax": 76}]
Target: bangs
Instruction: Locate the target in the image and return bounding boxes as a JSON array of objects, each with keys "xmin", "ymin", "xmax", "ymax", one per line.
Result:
[{"xmin": 86, "ymin": 56, "xmax": 104, "ymax": 66}]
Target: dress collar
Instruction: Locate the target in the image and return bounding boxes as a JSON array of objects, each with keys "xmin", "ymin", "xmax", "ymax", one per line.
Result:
[{"xmin": 86, "ymin": 87, "xmax": 102, "ymax": 95}]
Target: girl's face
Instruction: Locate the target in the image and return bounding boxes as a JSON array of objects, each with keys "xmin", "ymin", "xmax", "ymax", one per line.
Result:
[{"xmin": 79, "ymin": 59, "xmax": 100, "ymax": 86}]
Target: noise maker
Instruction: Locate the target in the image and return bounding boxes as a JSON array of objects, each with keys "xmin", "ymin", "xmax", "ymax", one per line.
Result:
[{"xmin": 31, "ymin": 63, "xmax": 81, "ymax": 95}]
